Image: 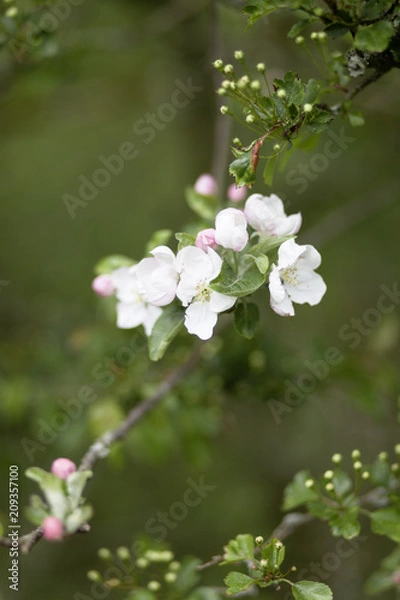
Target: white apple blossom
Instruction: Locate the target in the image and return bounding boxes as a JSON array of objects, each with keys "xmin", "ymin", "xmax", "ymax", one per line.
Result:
[
  {"xmin": 268, "ymin": 239, "xmax": 327, "ymax": 316},
  {"xmin": 176, "ymin": 246, "xmax": 236, "ymax": 340},
  {"xmin": 136, "ymin": 246, "xmax": 178, "ymax": 307},
  {"xmin": 110, "ymin": 266, "xmax": 162, "ymax": 335},
  {"xmin": 214, "ymin": 207, "xmax": 249, "ymax": 252},
  {"xmin": 244, "ymin": 193, "xmax": 302, "ymax": 236}
]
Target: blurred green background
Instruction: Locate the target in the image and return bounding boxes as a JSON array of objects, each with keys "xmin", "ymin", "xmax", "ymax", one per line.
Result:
[{"xmin": 0, "ymin": 0, "xmax": 400, "ymax": 598}]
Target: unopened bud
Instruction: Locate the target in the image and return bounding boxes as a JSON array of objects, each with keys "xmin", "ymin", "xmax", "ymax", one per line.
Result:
[
  {"xmin": 250, "ymin": 80, "xmax": 261, "ymax": 91},
  {"xmin": 379, "ymin": 452, "xmax": 388, "ymax": 461},
  {"xmin": 351, "ymin": 449, "xmax": 361, "ymax": 460},
  {"xmin": 234, "ymin": 50, "xmax": 244, "ymax": 60},
  {"xmin": 42, "ymin": 516, "xmax": 63, "ymax": 541},
  {"xmin": 87, "ymin": 570, "xmax": 102, "ymax": 582},
  {"xmin": 233, "ymin": 137, "xmax": 241, "ymax": 146},
  {"xmin": 148, "ymin": 581, "xmax": 161, "ymax": 592},
  {"xmin": 353, "ymin": 461, "xmax": 362, "ymax": 470},
  {"xmin": 195, "ymin": 228, "xmax": 218, "ymax": 251},
  {"xmin": 106, "ymin": 579, "xmax": 121, "ymax": 588},
  {"xmin": 246, "ymin": 114, "xmax": 255, "ymax": 124},
  {"xmin": 395, "ymin": 444, "xmax": 400, "ymax": 455},
  {"xmin": 222, "ymin": 80, "xmax": 231, "ymax": 89},
  {"xmin": 220, "ymin": 105, "xmax": 229, "ymax": 115},
  {"xmin": 92, "ymin": 274, "xmax": 114, "ymax": 297},
  {"xmin": 165, "ymin": 572, "xmax": 177, "ymax": 583},
  {"xmin": 255, "ymin": 535, "xmax": 264, "ymax": 545},
  {"xmin": 305, "ymin": 479, "xmax": 314, "ymax": 488},
  {"xmin": 257, "ymin": 62, "xmax": 265, "ymax": 72},
  {"xmin": 98, "ymin": 548, "xmax": 112, "ymax": 560},
  {"xmin": 169, "ymin": 561, "xmax": 181, "ymax": 571},
  {"xmin": 238, "ymin": 75, "xmax": 250, "ymax": 89},
  {"xmin": 116, "ymin": 546, "xmax": 130, "ymax": 560},
  {"xmin": 194, "ymin": 174, "xmax": 218, "ymax": 196},
  {"xmin": 213, "ymin": 59, "xmax": 224, "ymax": 69},
  {"xmin": 362, "ymin": 471, "xmax": 370, "ymax": 480},
  {"xmin": 260, "ymin": 559, "xmax": 268, "ymax": 567},
  {"xmin": 295, "ymin": 36, "xmax": 305, "ymax": 45},
  {"xmin": 324, "ymin": 470, "xmax": 334, "ymax": 480},
  {"xmin": 392, "ymin": 463, "xmax": 400, "ymax": 472},
  {"xmin": 310, "ymin": 32, "xmax": 319, "ymax": 40},
  {"xmin": 277, "ymin": 89, "xmax": 286, "ymax": 99},
  {"xmin": 332, "ymin": 453, "xmax": 342, "ymax": 464},
  {"xmin": 51, "ymin": 457, "xmax": 77, "ymax": 479},
  {"xmin": 314, "ymin": 7, "xmax": 324, "ymax": 16},
  {"xmin": 224, "ymin": 64, "xmax": 234, "ymax": 74},
  {"xmin": 228, "ymin": 184, "xmax": 247, "ymax": 203},
  {"xmin": 317, "ymin": 31, "xmax": 327, "ymax": 42},
  {"xmin": 5, "ymin": 6, "xmax": 18, "ymax": 17},
  {"xmin": 304, "ymin": 103, "xmax": 313, "ymax": 113},
  {"xmin": 217, "ymin": 88, "xmax": 227, "ymax": 96},
  {"xmin": 325, "ymin": 482, "xmax": 334, "ymax": 492},
  {"xmin": 273, "ymin": 143, "xmax": 281, "ymax": 152},
  {"xmin": 136, "ymin": 558, "xmax": 149, "ymax": 569}
]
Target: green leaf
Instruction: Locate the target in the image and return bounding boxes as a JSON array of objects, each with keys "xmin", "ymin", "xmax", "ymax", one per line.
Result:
[
  {"xmin": 303, "ymin": 79, "xmax": 321, "ymax": 105},
  {"xmin": 263, "ymin": 153, "xmax": 278, "ymax": 187},
  {"xmin": 331, "ymin": 470, "xmax": 352, "ymax": 499},
  {"xmin": 175, "ymin": 556, "xmax": 201, "ymax": 594},
  {"xmin": 185, "ymin": 186, "xmax": 218, "ymax": 220},
  {"xmin": 362, "ymin": 0, "xmax": 396, "ymax": 21},
  {"xmin": 354, "ymin": 21, "xmax": 394, "ymax": 52},
  {"xmin": 175, "ymin": 232, "xmax": 196, "ymax": 250},
  {"xmin": 94, "ymin": 254, "xmax": 134, "ymax": 275},
  {"xmin": 148, "ymin": 305, "xmax": 185, "ymax": 361},
  {"xmin": 210, "ymin": 261, "xmax": 265, "ymax": 298},
  {"xmin": 66, "ymin": 470, "xmax": 92, "ymax": 510},
  {"xmin": 306, "ymin": 108, "xmax": 333, "ymax": 134},
  {"xmin": 274, "ymin": 71, "xmax": 305, "ymax": 106},
  {"xmin": 324, "ymin": 23, "xmax": 350, "ymax": 39},
  {"xmin": 347, "ymin": 111, "xmax": 365, "ymax": 127},
  {"xmin": 145, "ymin": 229, "xmax": 173, "ymax": 254},
  {"xmin": 25, "ymin": 495, "xmax": 49, "ymax": 526},
  {"xmin": 222, "ymin": 534, "xmax": 255, "ymax": 564},
  {"xmin": 371, "ymin": 507, "xmax": 400, "ymax": 542},
  {"xmin": 65, "ymin": 504, "xmax": 93, "ymax": 534},
  {"xmin": 370, "ymin": 458, "xmax": 391, "ymax": 486},
  {"xmin": 261, "ymin": 537, "xmax": 285, "ymax": 569},
  {"xmin": 224, "ymin": 571, "xmax": 254, "ymax": 595},
  {"xmin": 248, "ymin": 235, "xmax": 292, "ymax": 257},
  {"xmin": 254, "ymin": 254, "xmax": 269, "ymax": 274},
  {"xmin": 188, "ymin": 588, "xmax": 222, "ymax": 600},
  {"xmin": 328, "ymin": 506, "xmax": 360, "ymax": 539},
  {"xmin": 282, "ymin": 470, "xmax": 319, "ymax": 511},
  {"xmin": 243, "ymin": 0, "xmax": 300, "ymax": 25},
  {"xmin": 234, "ymin": 301, "xmax": 260, "ymax": 339},
  {"xmin": 288, "ymin": 18, "xmax": 315, "ymax": 39},
  {"xmin": 128, "ymin": 591, "xmax": 157, "ymax": 600},
  {"xmin": 292, "ymin": 581, "xmax": 333, "ymax": 600},
  {"xmin": 229, "ymin": 150, "xmax": 257, "ymax": 188},
  {"xmin": 25, "ymin": 468, "xmax": 69, "ymax": 520}
]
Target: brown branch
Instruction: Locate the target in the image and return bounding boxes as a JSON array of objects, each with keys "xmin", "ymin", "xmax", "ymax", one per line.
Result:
[{"xmin": 0, "ymin": 345, "xmax": 202, "ymax": 553}]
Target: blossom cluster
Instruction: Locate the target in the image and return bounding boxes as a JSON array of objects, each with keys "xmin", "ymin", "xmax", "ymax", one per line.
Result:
[{"xmin": 92, "ymin": 175, "xmax": 326, "ymax": 341}]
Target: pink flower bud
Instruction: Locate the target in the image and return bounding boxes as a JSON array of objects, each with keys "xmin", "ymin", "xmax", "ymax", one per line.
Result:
[
  {"xmin": 42, "ymin": 516, "xmax": 63, "ymax": 541},
  {"xmin": 195, "ymin": 228, "xmax": 218, "ymax": 252},
  {"xmin": 227, "ymin": 183, "xmax": 247, "ymax": 203},
  {"xmin": 51, "ymin": 457, "xmax": 77, "ymax": 480},
  {"xmin": 194, "ymin": 174, "xmax": 217, "ymax": 197},
  {"xmin": 92, "ymin": 274, "xmax": 114, "ymax": 297}
]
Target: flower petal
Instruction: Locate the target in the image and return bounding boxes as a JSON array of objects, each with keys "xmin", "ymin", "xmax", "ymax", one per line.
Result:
[
  {"xmin": 116, "ymin": 301, "xmax": 147, "ymax": 329},
  {"xmin": 285, "ymin": 270, "xmax": 327, "ymax": 305},
  {"xmin": 209, "ymin": 291, "xmax": 236, "ymax": 313},
  {"xmin": 215, "ymin": 207, "xmax": 249, "ymax": 252},
  {"xmin": 184, "ymin": 301, "xmax": 218, "ymax": 340},
  {"xmin": 142, "ymin": 306, "xmax": 163, "ymax": 336}
]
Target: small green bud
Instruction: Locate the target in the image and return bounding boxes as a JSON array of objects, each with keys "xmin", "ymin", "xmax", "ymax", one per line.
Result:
[
  {"xmin": 310, "ymin": 32, "xmax": 319, "ymax": 41},
  {"xmin": 395, "ymin": 443, "xmax": 400, "ymax": 455},
  {"xmin": 250, "ymin": 80, "xmax": 261, "ymax": 91},
  {"xmin": 351, "ymin": 449, "xmax": 361, "ymax": 460},
  {"xmin": 245, "ymin": 114, "xmax": 255, "ymax": 124},
  {"xmin": 233, "ymin": 137, "xmax": 241, "ymax": 146},
  {"xmin": 305, "ymin": 478, "xmax": 314, "ymax": 488},
  {"xmin": 379, "ymin": 452, "xmax": 388, "ymax": 462},
  {"xmin": 222, "ymin": 80, "xmax": 231, "ymax": 89},
  {"xmin": 314, "ymin": 7, "xmax": 324, "ymax": 16},
  {"xmin": 148, "ymin": 581, "xmax": 161, "ymax": 592},
  {"xmin": 87, "ymin": 570, "xmax": 102, "ymax": 582},
  {"xmin": 362, "ymin": 471, "xmax": 370, "ymax": 480},
  {"xmin": 277, "ymin": 89, "xmax": 286, "ymax": 99},
  {"xmin": 325, "ymin": 482, "xmax": 334, "ymax": 492},
  {"xmin": 169, "ymin": 561, "xmax": 181, "ymax": 571},
  {"xmin": 255, "ymin": 536, "xmax": 264, "ymax": 545},
  {"xmin": 317, "ymin": 31, "xmax": 327, "ymax": 42},
  {"xmin": 106, "ymin": 579, "xmax": 121, "ymax": 588},
  {"xmin": 257, "ymin": 62, "xmax": 266, "ymax": 72},
  {"xmin": 273, "ymin": 143, "xmax": 281, "ymax": 152},
  {"xmin": 98, "ymin": 548, "xmax": 112, "ymax": 560},
  {"xmin": 5, "ymin": 6, "xmax": 18, "ymax": 17},
  {"xmin": 224, "ymin": 64, "xmax": 234, "ymax": 74},
  {"xmin": 217, "ymin": 88, "xmax": 227, "ymax": 96},
  {"xmin": 229, "ymin": 81, "xmax": 237, "ymax": 90},
  {"xmin": 220, "ymin": 105, "xmax": 229, "ymax": 115},
  {"xmin": 354, "ymin": 461, "xmax": 362, "ymax": 470},
  {"xmin": 234, "ymin": 50, "xmax": 244, "ymax": 60},
  {"xmin": 275, "ymin": 541, "xmax": 283, "ymax": 549},
  {"xmin": 260, "ymin": 559, "xmax": 268, "ymax": 568},
  {"xmin": 238, "ymin": 75, "xmax": 250, "ymax": 89},
  {"xmin": 136, "ymin": 557, "xmax": 149, "ymax": 569},
  {"xmin": 331, "ymin": 453, "xmax": 342, "ymax": 464},
  {"xmin": 165, "ymin": 572, "xmax": 177, "ymax": 583},
  {"xmin": 295, "ymin": 36, "xmax": 305, "ymax": 45},
  {"xmin": 213, "ymin": 59, "xmax": 224, "ymax": 69},
  {"xmin": 324, "ymin": 470, "xmax": 334, "ymax": 480},
  {"xmin": 116, "ymin": 546, "xmax": 130, "ymax": 560},
  {"xmin": 391, "ymin": 463, "xmax": 400, "ymax": 472},
  {"xmin": 291, "ymin": 566, "xmax": 297, "ymax": 572},
  {"xmin": 303, "ymin": 103, "xmax": 313, "ymax": 113}
]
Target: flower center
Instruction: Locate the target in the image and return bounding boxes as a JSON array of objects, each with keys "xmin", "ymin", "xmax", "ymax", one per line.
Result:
[
  {"xmin": 194, "ymin": 281, "xmax": 211, "ymax": 303},
  {"xmin": 281, "ymin": 266, "xmax": 299, "ymax": 286}
]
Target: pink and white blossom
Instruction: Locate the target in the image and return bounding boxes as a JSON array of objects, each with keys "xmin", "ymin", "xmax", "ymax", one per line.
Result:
[
  {"xmin": 268, "ymin": 239, "xmax": 327, "ymax": 316},
  {"xmin": 110, "ymin": 266, "xmax": 162, "ymax": 335},
  {"xmin": 176, "ymin": 246, "xmax": 236, "ymax": 340},
  {"xmin": 136, "ymin": 246, "xmax": 178, "ymax": 307},
  {"xmin": 195, "ymin": 228, "xmax": 218, "ymax": 252},
  {"xmin": 51, "ymin": 458, "xmax": 77, "ymax": 480},
  {"xmin": 42, "ymin": 516, "xmax": 64, "ymax": 541},
  {"xmin": 214, "ymin": 208, "xmax": 249, "ymax": 252},
  {"xmin": 194, "ymin": 173, "xmax": 218, "ymax": 196},
  {"xmin": 244, "ymin": 193, "xmax": 302, "ymax": 236}
]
